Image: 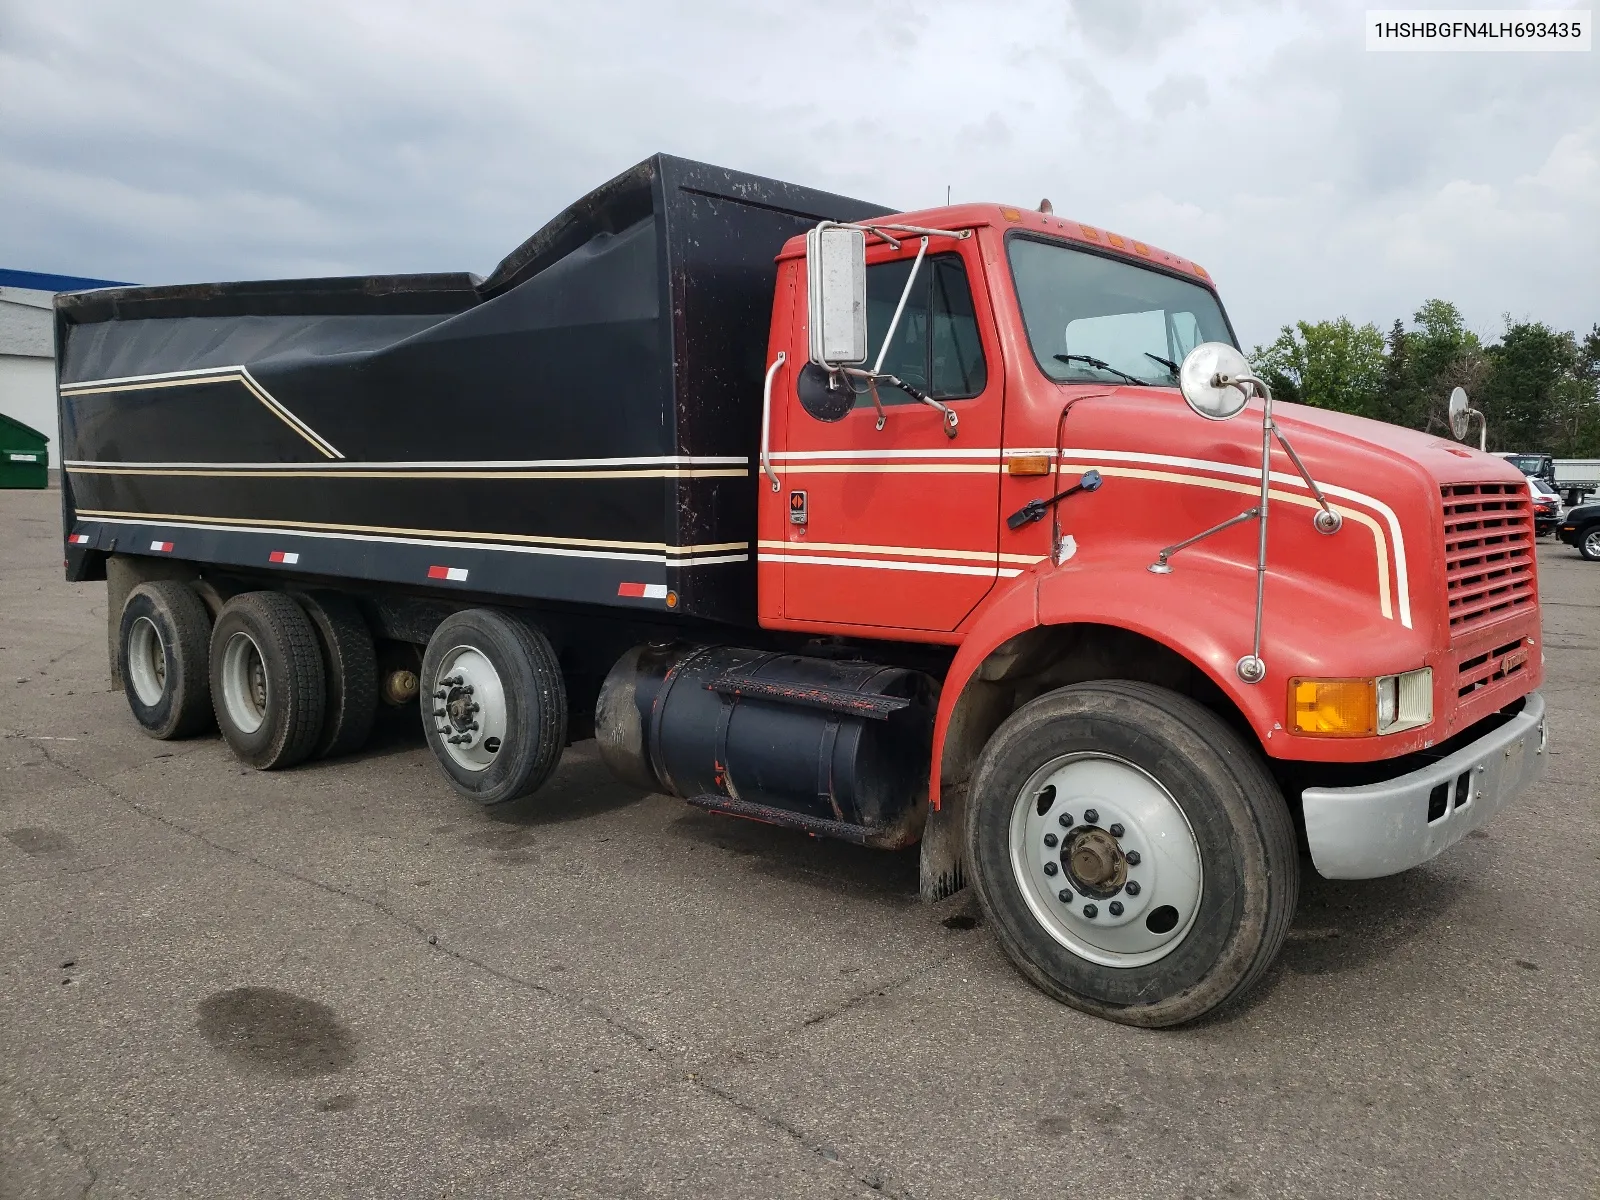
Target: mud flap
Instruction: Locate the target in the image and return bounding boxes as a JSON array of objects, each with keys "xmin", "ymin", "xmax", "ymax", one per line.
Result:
[{"xmin": 919, "ymin": 783, "xmax": 969, "ymax": 902}]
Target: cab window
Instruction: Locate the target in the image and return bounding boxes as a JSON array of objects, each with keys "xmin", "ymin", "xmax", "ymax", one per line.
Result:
[{"xmin": 857, "ymin": 253, "xmax": 987, "ymax": 406}]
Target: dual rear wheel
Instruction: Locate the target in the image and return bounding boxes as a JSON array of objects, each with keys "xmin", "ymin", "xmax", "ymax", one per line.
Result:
[{"xmin": 118, "ymin": 583, "xmax": 377, "ymax": 770}]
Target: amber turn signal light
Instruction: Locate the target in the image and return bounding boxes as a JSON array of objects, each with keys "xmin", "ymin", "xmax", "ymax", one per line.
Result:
[{"xmin": 1288, "ymin": 678, "xmax": 1377, "ymax": 737}]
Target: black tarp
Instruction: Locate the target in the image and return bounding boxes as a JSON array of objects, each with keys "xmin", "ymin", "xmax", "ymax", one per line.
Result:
[{"xmin": 57, "ymin": 155, "xmax": 890, "ymax": 621}]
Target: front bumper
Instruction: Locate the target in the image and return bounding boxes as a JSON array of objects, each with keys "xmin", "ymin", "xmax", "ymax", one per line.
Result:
[{"xmin": 1301, "ymin": 692, "xmax": 1546, "ymax": 879}]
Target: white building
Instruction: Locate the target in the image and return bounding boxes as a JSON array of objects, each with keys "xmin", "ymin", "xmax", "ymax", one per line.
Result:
[{"xmin": 0, "ymin": 268, "xmax": 127, "ymax": 468}]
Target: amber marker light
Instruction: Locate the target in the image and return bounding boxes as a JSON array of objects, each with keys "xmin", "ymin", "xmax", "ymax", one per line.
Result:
[
  {"xmin": 1289, "ymin": 678, "xmax": 1377, "ymax": 737},
  {"xmin": 1007, "ymin": 454, "xmax": 1051, "ymax": 476}
]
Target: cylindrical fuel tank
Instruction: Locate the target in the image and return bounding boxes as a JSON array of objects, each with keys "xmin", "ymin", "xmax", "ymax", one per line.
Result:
[{"xmin": 596, "ymin": 643, "xmax": 937, "ymax": 847}]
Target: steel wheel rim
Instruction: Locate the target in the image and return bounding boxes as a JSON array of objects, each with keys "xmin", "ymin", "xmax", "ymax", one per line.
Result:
[
  {"xmin": 1586, "ymin": 529, "xmax": 1600, "ymax": 558},
  {"xmin": 127, "ymin": 616, "xmax": 167, "ymax": 707},
  {"xmin": 220, "ymin": 632, "xmax": 269, "ymax": 735},
  {"xmin": 432, "ymin": 646, "xmax": 507, "ymax": 772},
  {"xmin": 1008, "ymin": 752, "xmax": 1203, "ymax": 968}
]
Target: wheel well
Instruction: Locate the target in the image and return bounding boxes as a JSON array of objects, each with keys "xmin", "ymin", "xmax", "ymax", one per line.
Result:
[{"xmin": 937, "ymin": 623, "xmax": 1255, "ymax": 812}]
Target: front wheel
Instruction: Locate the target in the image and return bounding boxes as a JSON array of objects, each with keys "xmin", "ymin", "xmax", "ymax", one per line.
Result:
[
  {"xmin": 966, "ymin": 681, "xmax": 1298, "ymax": 1027},
  {"xmin": 1580, "ymin": 526, "xmax": 1600, "ymax": 561}
]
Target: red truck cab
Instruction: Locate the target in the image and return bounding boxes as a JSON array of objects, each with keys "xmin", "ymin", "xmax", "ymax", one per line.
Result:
[{"xmin": 754, "ymin": 202, "xmax": 1545, "ymax": 1020}]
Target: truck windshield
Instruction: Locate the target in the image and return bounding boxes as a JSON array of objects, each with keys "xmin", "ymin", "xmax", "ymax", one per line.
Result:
[{"xmin": 1006, "ymin": 235, "xmax": 1235, "ymax": 387}]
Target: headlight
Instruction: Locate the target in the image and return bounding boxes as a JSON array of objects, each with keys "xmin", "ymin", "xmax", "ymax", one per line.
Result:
[{"xmin": 1289, "ymin": 668, "xmax": 1432, "ymax": 737}]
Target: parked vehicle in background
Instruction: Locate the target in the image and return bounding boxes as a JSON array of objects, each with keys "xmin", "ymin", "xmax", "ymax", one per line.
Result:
[
  {"xmin": 1499, "ymin": 452, "xmax": 1553, "ymax": 481},
  {"xmin": 1560, "ymin": 500, "xmax": 1600, "ymax": 560},
  {"xmin": 1553, "ymin": 459, "xmax": 1600, "ymax": 507},
  {"xmin": 54, "ymin": 154, "xmax": 1549, "ymax": 1028},
  {"xmin": 1530, "ymin": 478, "xmax": 1562, "ymax": 536}
]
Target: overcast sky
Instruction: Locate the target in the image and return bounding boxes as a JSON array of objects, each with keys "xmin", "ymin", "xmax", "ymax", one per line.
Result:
[{"xmin": 1, "ymin": 0, "xmax": 1594, "ymax": 348}]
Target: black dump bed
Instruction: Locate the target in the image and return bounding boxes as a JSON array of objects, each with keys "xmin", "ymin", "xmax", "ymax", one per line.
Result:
[{"xmin": 56, "ymin": 154, "xmax": 887, "ymax": 623}]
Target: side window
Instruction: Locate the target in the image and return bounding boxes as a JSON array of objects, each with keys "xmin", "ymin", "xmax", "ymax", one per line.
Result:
[{"xmin": 857, "ymin": 253, "xmax": 987, "ymax": 407}]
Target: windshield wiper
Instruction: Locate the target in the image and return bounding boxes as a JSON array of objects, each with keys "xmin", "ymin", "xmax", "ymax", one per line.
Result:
[
  {"xmin": 1053, "ymin": 353, "xmax": 1146, "ymax": 386},
  {"xmin": 1144, "ymin": 352, "xmax": 1181, "ymax": 378}
]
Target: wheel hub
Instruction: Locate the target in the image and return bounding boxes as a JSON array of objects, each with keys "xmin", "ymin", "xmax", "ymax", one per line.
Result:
[
  {"xmin": 1008, "ymin": 752, "xmax": 1204, "ymax": 969},
  {"xmin": 1064, "ymin": 827, "xmax": 1127, "ymax": 898},
  {"xmin": 431, "ymin": 647, "xmax": 507, "ymax": 773}
]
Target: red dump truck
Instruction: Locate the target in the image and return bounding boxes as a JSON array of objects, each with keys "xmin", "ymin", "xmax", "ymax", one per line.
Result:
[{"xmin": 55, "ymin": 154, "xmax": 1547, "ymax": 1026}]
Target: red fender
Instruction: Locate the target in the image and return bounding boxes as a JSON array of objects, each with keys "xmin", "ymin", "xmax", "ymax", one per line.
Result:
[{"xmin": 930, "ymin": 546, "xmax": 1443, "ymax": 808}]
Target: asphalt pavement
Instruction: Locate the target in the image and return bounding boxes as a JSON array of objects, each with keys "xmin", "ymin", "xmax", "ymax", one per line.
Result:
[{"xmin": 2, "ymin": 484, "xmax": 1596, "ymax": 1199}]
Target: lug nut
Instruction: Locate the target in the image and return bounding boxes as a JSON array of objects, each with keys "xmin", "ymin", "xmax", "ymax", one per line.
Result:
[
  {"xmin": 434, "ymin": 690, "xmax": 447, "ymax": 700},
  {"xmin": 433, "ymin": 708, "xmax": 446, "ymax": 718},
  {"xmin": 1043, "ymin": 862, "xmax": 1058, "ymax": 876},
  {"xmin": 1109, "ymin": 823, "xmax": 1125, "ymax": 838},
  {"xmin": 1109, "ymin": 901, "xmax": 1124, "ymax": 916},
  {"xmin": 1058, "ymin": 889, "xmax": 1071, "ymax": 903},
  {"xmin": 1125, "ymin": 880, "xmax": 1141, "ymax": 896},
  {"xmin": 442, "ymin": 675, "xmax": 463, "ymax": 686},
  {"xmin": 1043, "ymin": 832, "xmax": 1058, "ymax": 847},
  {"xmin": 1058, "ymin": 813, "xmax": 1073, "ymax": 828},
  {"xmin": 1083, "ymin": 904, "xmax": 1098, "ymax": 919},
  {"xmin": 1126, "ymin": 850, "xmax": 1141, "ymax": 866},
  {"xmin": 1084, "ymin": 808, "xmax": 1099, "ymax": 824}
]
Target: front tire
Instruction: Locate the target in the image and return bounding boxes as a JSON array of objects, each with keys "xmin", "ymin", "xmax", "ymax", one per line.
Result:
[
  {"xmin": 420, "ymin": 609, "xmax": 567, "ymax": 806},
  {"xmin": 1580, "ymin": 525, "xmax": 1600, "ymax": 561},
  {"xmin": 966, "ymin": 681, "xmax": 1298, "ymax": 1027}
]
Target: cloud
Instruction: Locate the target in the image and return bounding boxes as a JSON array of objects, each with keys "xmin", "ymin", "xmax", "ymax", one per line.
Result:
[{"xmin": 0, "ymin": 0, "xmax": 1593, "ymax": 346}]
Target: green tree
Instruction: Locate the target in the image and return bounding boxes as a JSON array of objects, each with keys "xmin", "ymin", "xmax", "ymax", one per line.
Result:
[
  {"xmin": 1250, "ymin": 318, "xmax": 1387, "ymax": 418},
  {"xmin": 1479, "ymin": 320, "xmax": 1575, "ymax": 451},
  {"xmin": 1543, "ymin": 323, "xmax": 1600, "ymax": 456},
  {"xmin": 1402, "ymin": 299, "xmax": 1487, "ymax": 437}
]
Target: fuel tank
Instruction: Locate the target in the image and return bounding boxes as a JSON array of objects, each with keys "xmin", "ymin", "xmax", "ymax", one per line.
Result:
[{"xmin": 596, "ymin": 644, "xmax": 937, "ymax": 848}]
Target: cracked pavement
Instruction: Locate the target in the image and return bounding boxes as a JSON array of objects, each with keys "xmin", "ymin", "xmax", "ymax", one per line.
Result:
[{"xmin": 2, "ymin": 484, "xmax": 1597, "ymax": 1198}]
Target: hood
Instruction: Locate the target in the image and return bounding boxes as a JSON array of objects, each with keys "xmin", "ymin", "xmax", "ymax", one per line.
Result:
[{"xmin": 1266, "ymin": 400, "xmax": 1525, "ymax": 490}]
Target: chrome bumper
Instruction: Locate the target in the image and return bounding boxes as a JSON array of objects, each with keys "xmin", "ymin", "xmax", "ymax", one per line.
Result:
[{"xmin": 1301, "ymin": 692, "xmax": 1546, "ymax": 880}]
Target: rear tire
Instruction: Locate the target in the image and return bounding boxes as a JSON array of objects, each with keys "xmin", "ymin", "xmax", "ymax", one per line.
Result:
[
  {"xmin": 294, "ymin": 591, "xmax": 378, "ymax": 759},
  {"xmin": 118, "ymin": 581, "xmax": 214, "ymax": 739},
  {"xmin": 966, "ymin": 680, "xmax": 1298, "ymax": 1028},
  {"xmin": 210, "ymin": 592, "xmax": 327, "ymax": 770},
  {"xmin": 421, "ymin": 609, "xmax": 567, "ymax": 806}
]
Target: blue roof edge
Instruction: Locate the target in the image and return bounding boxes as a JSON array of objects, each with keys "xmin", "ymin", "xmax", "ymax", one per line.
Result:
[{"xmin": 0, "ymin": 267, "xmax": 129, "ymax": 292}]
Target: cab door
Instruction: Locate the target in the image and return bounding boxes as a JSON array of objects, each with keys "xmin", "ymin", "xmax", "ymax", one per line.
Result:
[{"xmin": 774, "ymin": 236, "xmax": 1003, "ymax": 633}]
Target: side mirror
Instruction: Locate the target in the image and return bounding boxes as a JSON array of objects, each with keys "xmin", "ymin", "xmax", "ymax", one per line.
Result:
[
  {"xmin": 1178, "ymin": 342, "xmax": 1253, "ymax": 421},
  {"xmin": 806, "ymin": 225, "xmax": 867, "ymax": 367},
  {"xmin": 1448, "ymin": 387, "xmax": 1470, "ymax": 440}
]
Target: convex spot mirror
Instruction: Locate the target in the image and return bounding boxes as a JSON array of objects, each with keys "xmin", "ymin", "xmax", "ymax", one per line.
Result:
[
  {"xmin": 806, "ymin": 225, "xmax": 867, "ymax": 368},
  {"xmin": 1179, "ymin": 342, "xmax": 1253, "ymax": 421},
  {"xmin": 1448, "ymin": 386, "xmax": 1471, "ymax": 440},
  {"xmin": 796, "ymin": 362, "xmax": 854, "ymax": 423}
]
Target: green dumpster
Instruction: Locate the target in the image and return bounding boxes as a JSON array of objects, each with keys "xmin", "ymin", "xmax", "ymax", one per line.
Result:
[{"xmin": 0, "ymin": 412, "xmax": 49, "ymax": 488}]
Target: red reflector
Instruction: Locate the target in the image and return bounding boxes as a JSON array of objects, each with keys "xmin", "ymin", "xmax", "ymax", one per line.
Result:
[
  {"xmin": 268, "ymin": 550, "xmax": 299, "ymax": 564},
  {"xmin": 428, "ymin": 565, "xmax": 468, "ymax": 582},
  {"xmin": 617, "ymin": 582, "xmax": 668, "ymax": 600},
  {"xmin": 151, "ymin": 540, "xmax": 173, "ymax": 553}
]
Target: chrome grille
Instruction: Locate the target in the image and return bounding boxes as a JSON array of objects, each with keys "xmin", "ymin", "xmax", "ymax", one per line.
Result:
[{"xmin": 1441, "ymin": 482, "xmax": 1535, "ymax": 635}]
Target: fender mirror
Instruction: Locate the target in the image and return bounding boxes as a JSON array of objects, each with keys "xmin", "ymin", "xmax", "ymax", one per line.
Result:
[
  {"xmin": 1448, "ymin": 386, "xmax": 1470, "ymax": 439},
  {"xmin": 805, "ymin": 225, "xmax": 867, "ymax": 368},
  {"xmin": 1178, "ymin": 342, "xmax": 1253, "ymax": 421},
  {"xmin": 1448, "ymin": 386, "xmax": 1486, "ymax": 450}
]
